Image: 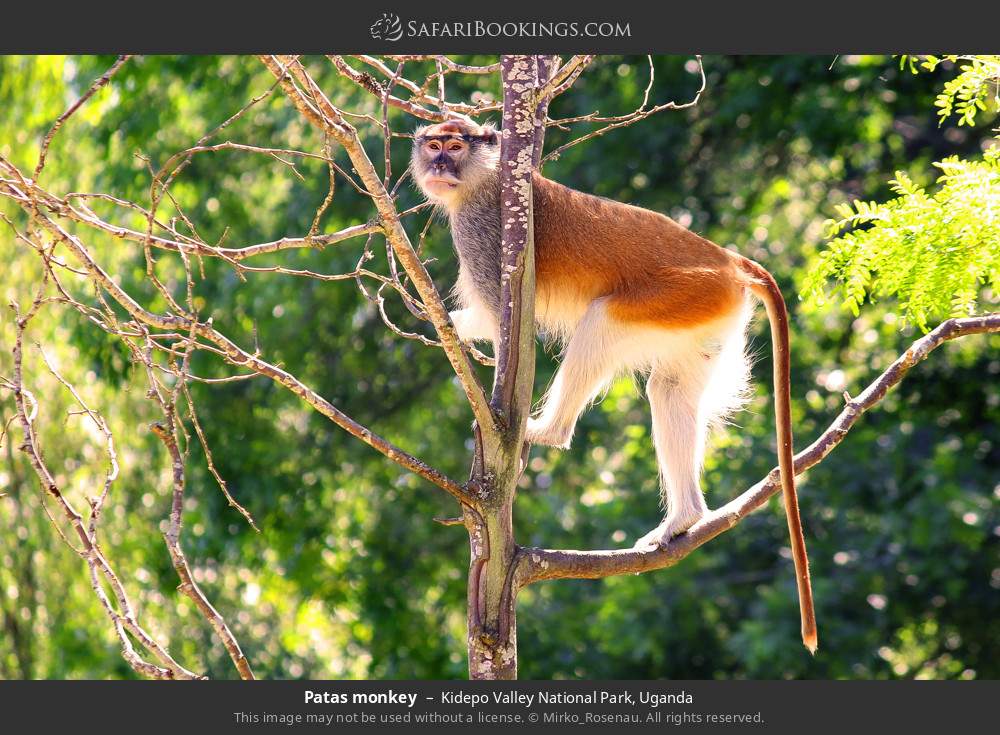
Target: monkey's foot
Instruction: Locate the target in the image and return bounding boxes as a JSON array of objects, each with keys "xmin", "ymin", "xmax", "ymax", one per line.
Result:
[
  {"xmin": 632, "ymin": 509, "xmax": 706, "ymax": 549},
  {"xmin": 524, "ymin": 418, "xmax": 572, "ymax": 449}
]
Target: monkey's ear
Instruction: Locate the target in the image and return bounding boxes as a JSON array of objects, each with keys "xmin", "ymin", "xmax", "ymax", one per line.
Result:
[{"xmin": 479, "ymin": 125, "xmax": 498, "ymax": 145}]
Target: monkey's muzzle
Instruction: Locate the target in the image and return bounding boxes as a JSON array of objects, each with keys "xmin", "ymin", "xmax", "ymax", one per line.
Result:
[{"xmin": 423, "ymin": 175, "xmax": 461, "ymax": 194}]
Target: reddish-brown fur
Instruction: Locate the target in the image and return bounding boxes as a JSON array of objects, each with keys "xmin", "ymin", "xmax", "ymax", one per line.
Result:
[
  {"xmin": 429, "ymin": 121, "xmax": 466, "ymax": 135},
  {"xmin": 532, "ymin": 172, "xmax": 747, "ymax": 329},
  {"xmin": 419, "ymin": 120, "xmax": 749, "ymax": 330}
]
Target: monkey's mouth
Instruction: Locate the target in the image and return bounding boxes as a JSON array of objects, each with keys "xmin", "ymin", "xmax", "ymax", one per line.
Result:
[{"xmin": 424, "ymin": 175, "xmax": 461, "ymax": 191}]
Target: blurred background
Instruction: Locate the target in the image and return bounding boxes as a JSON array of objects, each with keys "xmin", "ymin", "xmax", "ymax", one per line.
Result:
[{"xmin": 0, "ymin": 55, "xmax": 997, "ymax": 679}]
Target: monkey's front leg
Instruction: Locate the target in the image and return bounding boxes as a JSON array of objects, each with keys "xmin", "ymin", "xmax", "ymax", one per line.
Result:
[{"xmin": 526, "ymin": 299, "xmax": 625, "ymax": 449}]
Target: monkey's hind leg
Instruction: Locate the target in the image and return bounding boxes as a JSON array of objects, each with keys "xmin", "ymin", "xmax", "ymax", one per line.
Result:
[
  {"xmin": 634, "ymin": 357, "xmax": 714, "ymax": 548},
  {"xmin": 526, "ymin": 298, "xmax": 631, "ymax": 449}
]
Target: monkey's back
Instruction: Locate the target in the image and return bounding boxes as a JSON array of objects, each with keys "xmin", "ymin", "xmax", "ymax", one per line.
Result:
[{"xmin": 531, "ymin": 173, "xmax": 748, "ymax": 331}]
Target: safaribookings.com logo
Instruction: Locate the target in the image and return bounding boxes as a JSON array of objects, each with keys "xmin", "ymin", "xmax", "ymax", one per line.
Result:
[
  {"xmin": 369, "ymin": 13, "xmax": 631, "ymax": 41},
  {"xmin": 370, "ymin": 13, "xmax": 404, "ymax": 41}
]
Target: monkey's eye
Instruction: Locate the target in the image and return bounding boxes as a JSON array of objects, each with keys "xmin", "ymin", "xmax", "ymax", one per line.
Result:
[
  {"xmin": 447, "ymin": 142, "xmax": 464, "ymax": 152},
  {"xmin": 427, "ymin": 141, "xmax": 441, "ymax": 151}
]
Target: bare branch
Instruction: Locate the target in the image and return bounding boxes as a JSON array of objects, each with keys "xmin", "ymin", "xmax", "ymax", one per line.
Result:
[
  {"xmin": 7, "ymin": 297, "xmax": 201, "ymax": 680},
  {"xmin": 542, "ymin": 56, "xmax": 706, "ymax": 165},
  {"xmin": 150, "ymin": 422, "xmax": 256, "ymax": 679},
  {"xmin": 0, "ymin": 171, "xmax": 430, "ymax": 261},
  {"xmin": 385, "ymin": 55, "xmax": 501, "ymax": 74},
  {"xmin": 34, "ymin": 346, "xmax": 119, "ymax": 532},
  {"xmin": 357, "ymin": 55, "xmax": 501, "ymax": 118},
  {"xmin": 3, "ymin": 176, "xmax": 471, "ymax": 501},
  {"xmin": 34, "ymin": 55, "xmax": 131, "ymax": 180},
  {"xmin": 531, "ymin": 56, "xmax": 559, "ymax": 168},
  {"xmin": 328, "ymin": 55, "xmax": 500, "ymax": 122},
  {"xmin": 518, "ymin": 313, "xmax": 1000, "ymax": 585},
  {"xmin": 180, "ymin": 380, "xmax": 259, "ymax": 532},
  {"xmin": 157, "ymin": 141, "xmax": 368, "ymax": 195},
  {"xmin": 536, "ymin": 55, "xmax": 594, "ymax": 103}
]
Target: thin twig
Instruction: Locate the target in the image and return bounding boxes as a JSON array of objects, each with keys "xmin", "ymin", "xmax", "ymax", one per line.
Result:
[
  {"xmin": 542, "ymin": 56, "xmax": 706, "ymax": 165},
  {"xmin": 35, "ymin": 55, "xmax": 130, "ymax": 180}
]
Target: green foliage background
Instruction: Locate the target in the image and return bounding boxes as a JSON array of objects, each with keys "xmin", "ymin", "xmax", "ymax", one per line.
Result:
[{"xmin": 0, "ymin": 55, "xmax": 997, "ymax": 680}]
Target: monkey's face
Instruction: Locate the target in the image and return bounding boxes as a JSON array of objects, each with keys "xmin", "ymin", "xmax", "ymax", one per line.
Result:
[
  {"xmin": 416, "ymin": 136, "xmax": 469, "ymax": 196},
  {"xmin": 411, "ymin": 121, "xmax": 499, "ymax": 208}
]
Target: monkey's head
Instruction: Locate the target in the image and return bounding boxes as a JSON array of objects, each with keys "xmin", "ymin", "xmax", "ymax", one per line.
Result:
[{"xmin": 411, "ymin": 119, "xmax": 499, "ymax": 209}]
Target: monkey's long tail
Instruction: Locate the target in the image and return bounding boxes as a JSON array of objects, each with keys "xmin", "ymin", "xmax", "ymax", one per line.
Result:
[{"xmin": 741, "ymin": 258, "xmax": 818, "ymax": 654}]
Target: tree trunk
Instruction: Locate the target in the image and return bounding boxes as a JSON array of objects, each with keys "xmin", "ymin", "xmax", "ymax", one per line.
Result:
[
  {"xmin": 462, "ymin": 54, "xmax": 544, "ymax": 680},
  {"xmin": 464, "ymin": 481, "xmax": 519, "ymax": 680}
]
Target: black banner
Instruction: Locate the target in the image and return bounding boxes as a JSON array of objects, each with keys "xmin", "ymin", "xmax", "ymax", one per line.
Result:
[
  {"xmin": 0, "ymin": 680, "xmax": 993, "ymax": 733},
  {"xmin": 2, "ymin": 1, "xmax": 1000, "ymax": 54}
]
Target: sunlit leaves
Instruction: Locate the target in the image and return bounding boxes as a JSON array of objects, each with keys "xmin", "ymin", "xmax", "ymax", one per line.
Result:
[
  {"xmin": 805, "ymin": 149, "xmax": 1000, "ymax": 330},
  {"xmin": 807, "ymin": 55, "xmax": 1000, "ymax": 330}
]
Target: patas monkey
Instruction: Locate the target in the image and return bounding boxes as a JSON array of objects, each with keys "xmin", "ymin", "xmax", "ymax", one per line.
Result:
[{"xmin": 411, "ymin": 119, "xmax": 817, "ymax": 652}]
